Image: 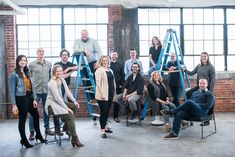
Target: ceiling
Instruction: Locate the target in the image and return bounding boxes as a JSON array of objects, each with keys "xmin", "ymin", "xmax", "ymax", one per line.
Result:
[{"xmin": 7, "ymin": 0, "xmax": 235, "ymax": 8}]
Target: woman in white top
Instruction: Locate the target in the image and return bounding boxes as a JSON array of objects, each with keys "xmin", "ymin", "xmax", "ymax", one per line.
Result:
[{"xmin": 45, "ymin": 64, "xmax": 84, "ymax": 147}]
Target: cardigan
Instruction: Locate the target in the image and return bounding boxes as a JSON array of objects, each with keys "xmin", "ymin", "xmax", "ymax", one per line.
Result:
[{"xmin": 45, "ymin": 78, "xmax": 76, "ymax": 115}]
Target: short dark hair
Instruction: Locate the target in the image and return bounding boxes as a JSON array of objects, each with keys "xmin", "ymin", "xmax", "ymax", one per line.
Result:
[{"xmin": 60, "ymin": 48, "xmax": 70, "ymax": 57}]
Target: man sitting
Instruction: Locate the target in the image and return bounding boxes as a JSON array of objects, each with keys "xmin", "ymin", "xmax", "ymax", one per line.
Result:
[
  {"xmin": 161, "ymin": 78, "xmax": 215, "ymax": 139},
  {"xmin": 115, "ymin": 62, "xmax": 144, "ymax": 120}
]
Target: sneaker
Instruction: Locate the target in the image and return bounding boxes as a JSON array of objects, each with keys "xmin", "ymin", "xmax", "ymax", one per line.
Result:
[
  {"xmin": 161, "ymin": 110, "xmax": 174, "ymax": 117},
  {"xmin": 150, "ymin": 116, "xmax": 164, "ymax": 126},
  {"xmin": 105, "ymin": 129, "xmax": 113, "ymax": 133},
  {"xmin": 45, "ymin": 128, "xmax": 55, "ymax": 136},
  {"xmin": 200, "ymin": 121, "xmax": 210, "ymax": 126},
  {"xmin": 101, "ymin": 133, "xmax": 107, "ymax": 139},
  {"xmin": 28, "ymin": 132, "xmax": 35, "ymax": 141},
  {"xmin": 90, "ymin": 99, "xmax": 97, "ymax": 104},
  {"xmin": 164, "ymin": 133, "xmax": 178, "ymax": 140}
]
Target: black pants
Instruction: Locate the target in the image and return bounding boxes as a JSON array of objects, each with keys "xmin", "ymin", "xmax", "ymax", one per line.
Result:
[
  {"xmin": 186, "ymin": 86, "xmax": 199, "ymax": 99},
  {"xmin": 81, "ymin": 60, "xmax": 97, "ymax": 99},
  {"xmin": 16, "ymin": 92, "xmax": 42, "ymax": 141},
  {"xmin": 98, "ymin": 99, "xmax": 112, "ymax": 129},
  {"xmin": 113, "ymin": 84, "xmax": 123, "ymax": 118},
  {"xmin": 169, "ymin": 86, "xmax": 183, "ymax": 107}
]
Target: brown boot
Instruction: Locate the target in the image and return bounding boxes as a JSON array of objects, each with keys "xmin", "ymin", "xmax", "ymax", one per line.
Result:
[{"xmin": 71, "ymin": 136, "xmax": 84, "ymax": 147}]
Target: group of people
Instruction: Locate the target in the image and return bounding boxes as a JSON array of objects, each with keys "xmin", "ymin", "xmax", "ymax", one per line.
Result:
[{"xmin": 10, "ymin": 30, "xmax": 216, "ymax": 149}]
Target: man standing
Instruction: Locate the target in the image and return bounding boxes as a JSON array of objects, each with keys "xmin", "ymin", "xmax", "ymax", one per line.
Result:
[
  {"xmin": 73, "ymin": 29, "xmax": 102, "ymax": 103},
  {"xmin": 110, "ymin": 51, "xmax": 125, "ymax": 122},
  {"xmin": 161, "ymin": 78, "xmax": 215, "ymax": 139},
  {"xmin": 28, "ymin": 48, "xmax": 54, "ymax": 140},
  {"xmin": 54, "ymin": 49, "xmax": 78, "ymax": 87},
  {"xmin": 115, "ymin": 62, "xmax": 145, "ymax": 120},
  {"xmin": 124, "ymin": 49, "xmax": 143, "ymax": 80}
]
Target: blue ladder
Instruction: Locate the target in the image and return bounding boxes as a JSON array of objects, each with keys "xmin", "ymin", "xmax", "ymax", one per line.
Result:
[
  {"xmin": 72, "ymin": 52, "xmax": 100, "ymax": 121},
  {"xmin": 156, "ymin": 29, "xmax": 190, "ymax": 100}
]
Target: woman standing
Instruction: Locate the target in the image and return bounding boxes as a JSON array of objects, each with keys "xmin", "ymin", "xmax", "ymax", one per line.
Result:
[
  {"xmin": 95, "ymin": 55, "xmax": 116, "ymax": 138},
  {"xmin": 147, "ymin": 71, "xmax": 176, "ymax": 132},
  {"xmin": 184, "ymin": 52, "xmax": 215, "ymax": 99},
  {"xmin": 45, "ymin": 65, "xmax": 84, "ymax": 147},
  {"xmin": 10, "ymin": 55, "xmax": 46, "ymax": 148},
  {"xmin": 148, "ymin": 36, "xmax": 162, "ymax": 76}
]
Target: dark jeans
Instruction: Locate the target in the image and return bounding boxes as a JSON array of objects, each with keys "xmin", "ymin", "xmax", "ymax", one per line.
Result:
[
  {"xmin": 113, "ymin": 84, "xmax": 123, "ymax": 118},
  {"xmin": 169, "ymin": 86, "xmax": 183, "ymax": 107},
  {"xmin": 172, "ymin": 100, "xmax": 207, "ymax": 135},
  {"xmin": 29, "ymin": 93, "xmax": 49, "ymax": 131},
  {"xmin": 97, "ymin": 99, "xmax": 112, "ymax": 129},
  {"xmin": 16, "ymin": 92, "xmax": 42, "ymax": 140},
  {"xmin": 186, "ymin": 86, "xmax": 199, "ymax": 100},
  {"xmin": 82, "ymin": 60, "xmax": 97, "ymax": 99}
]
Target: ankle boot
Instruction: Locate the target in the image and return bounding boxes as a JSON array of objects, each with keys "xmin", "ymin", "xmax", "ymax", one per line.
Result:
[
  {"xmin": 71, "ymin": 136, "xmax": 84, "ymax": 147},
  {"xmin": 35, "ymin": 133, "xmax": 47, "ymax": 143},
  {"xmin": 20, "ymin": 139, "xmax": 33, "ymax": 148}
]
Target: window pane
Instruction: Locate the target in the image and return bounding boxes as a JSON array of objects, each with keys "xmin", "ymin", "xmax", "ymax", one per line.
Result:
[
  {"xmin": 28, "ymin": 8, "xmax": 39, "ymax": 24},
  {"xmin": 139, "ymin": 57, "xmax": 149, "ymax": 73},
  {"xmin": 214, "ymin": 9, "xmax": 224, "ymax": 24},
  {"xmin": 40, "ymin": 26, "xmax": 51, "ymax": 41},
  {"xmin": 194, "ymin": 25, "xmax": 203, "ymax": 40},
  {"xmin": 99, "ymin": 41, "xmax": 108, "ymax": 55},
  {"xmin": 203, "ymin": 9, "xmax": 213, "ymax": 24},
  {"xmin": 170, "ymin": 9, "xmax": 180, "ymax": 24},
  {"xmin": 65, "ymin": 25, "xmax": 75, "ymax": 41},
  {"xmin": 139, "ymin": 41, "xmax": 149, "ymax": 56},
  {"xmin": 86, "ymin": 25, "xmax": 98, "ymax": 39},
  {"xmin": 194, "ymin": 41, "xmax": 203, "ymax": 55},
  {"xmin": 51, "ymin": 41, "xmax": 61, "ymax": 56},
  {"xmin": 18, "ymin": 42, "xmax": 28, "ymax": 50},
  {"xmin": 184, "ymin": 25, "xmax": 193, "ymax": 40},
  {"xmin": 64, "ymin": 8, "xmax": 75, "ymax": 24},
  {"xmin": 214, "ymin": 40, "xmax": 223, "ymax": 54},
  {"xmin": 18, "ymin": 49, "xmax": 29, "ymax": 56},
  {"xmin": 183, "ymin": 9, "xmax": 193, "ymax": 24},
  {"xmin": 149, "ymin": 25, "xmax": 160, "ymax": 39},
  {"xmin": 28, "ymin": 42, "xmax": 39, "ymax": 56},
  {"xmin": 214, "ymin": 56, "xmax": 224, "ymax": 71},
  {"xmin": 18, "ymin": 26, "xmax": 28, "ymax": 41},
  {"xmin": 160, "ymin": 25, "xmax": 171, "ymax": 40},
  {"xmin": 97, "ymin": 8, "xmax": 108, "ymax": 23},
  {"xmin": 75, "ymin": 25, "xmax": 86, "ymax": 39},
  {"xmin": 183, "ymin": 56, "xmax": 195, "ymax": 70},
  {"xmin": 227, "ymin": 56, "xmax": 235, "ymax": 70},
  {"xmin": 51, "ymin": 8, "xmax": 61, "ymax": 24},
  {"xmin": 139, "ymin": 26, "xmax": 149, "ymax": 40},
  {"xmin": 97, "ymin": 25, "xmax": 107, "ymax": 40},
  {"xmin": 28, "ymin": 26, "xmax": 39, "ymax": 41},
  {"xmin": 86, "ymin": 8, "xmax": 97, "ymax": 23},
  {"xmin": 75, "ymin": 8, "xmax": 86, "ymax": 24},
  {"xmin": 228, "ymin": 40, "xmax": 235, "ymax": 54},
  {"xmin": 204, "ymin": 40, "xmax": 213, "ymax": 54},
  {"xmin": 160, "ymin": 9, "xmax": 170, "ymax": 24},
  {"xmin": 138, "ymin": 9, "xmax": 149, "ymax": 24},
  {"xmin": 51, "ymin": 26, "xmax": 61, "ymax": 41},
  {"xmin": 39, "ymin": 8, "xmax": 50, "ymax": 24},
  {"xmin": 227, "ymin": 9, "xmax": 235, "ymax": 24},
  {"xmin": 193, "ymin": 9, "xmax": 203, "ymax": 24},
  {"xmin": 16, "ymin": 9, "xmax": 28, "ymax": 24},
  {"xmin": 184, "ymin": 41, "xmax": 193, "ymax": 55},
  {"xmin": 204, "ymin": 25, "xmax": 213, "ymax": 40},
  {"xmin": 214, "ymin": 25, "xmax": 223, "ymax": 40},
  {"xmin": 149, "ymin": 9, "xmax": 159, "ymax": 24},
  {"xmin": 227, "ymin": 25, "xmax": 235, "ymax": 39}
]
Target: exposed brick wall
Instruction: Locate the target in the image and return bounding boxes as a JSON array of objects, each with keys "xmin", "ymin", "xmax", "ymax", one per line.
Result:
[{"xmin": 0, "ymin": 6, "xmax": 16, "ymax": 119}]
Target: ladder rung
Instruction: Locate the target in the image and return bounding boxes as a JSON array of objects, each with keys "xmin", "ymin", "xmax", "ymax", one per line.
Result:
[
  {"xmin": 84, "ymin": 90, "xmax": 94, "ymax": 93},
  {"xmin": 160, "ymin": 70, "xmax": 181, "ymax": 73},
  {"xmin": 78, "ymin": 85, "xmax": 95, "ymax": 89},
  {"xmin": 88, "ymin": 101, "xmax": 99, "ymax": 106},
  {"xmin": 91, "ymin": 113, "xmax": 100, "ymax": 117},
  {"xmin": 81, "ymin": 78, "xmax": 91, "ymax": 81}
]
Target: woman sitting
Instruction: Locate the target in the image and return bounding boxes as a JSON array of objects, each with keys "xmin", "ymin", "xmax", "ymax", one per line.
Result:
[
  {"xmin": 147, "ymin": 71, "xmax": 176, "ymax": 132},
  {"xmin": 45, "ymin": 65, "xmax": 84, "ymax": 147}
]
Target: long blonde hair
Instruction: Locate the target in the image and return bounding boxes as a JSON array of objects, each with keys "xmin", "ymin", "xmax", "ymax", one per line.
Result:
[
  {"xmin": 150, "ymin": 71, "xmax": 163, "ymax": 83},
  {"xmin": 51, "ymin": 64, "xmax": 63, "ymax": 85}
]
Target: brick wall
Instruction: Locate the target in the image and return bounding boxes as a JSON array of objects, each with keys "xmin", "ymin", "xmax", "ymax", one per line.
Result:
[{"xmin": 2, "ymin": 5, "xmax": 235, "ymax": 119}]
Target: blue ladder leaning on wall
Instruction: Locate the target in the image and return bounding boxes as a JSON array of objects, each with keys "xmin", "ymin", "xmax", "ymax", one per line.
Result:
[
  {"xmin": 72, "ymin": 52, "xmax": 100, "ymax": 125},
  {"xmin": 141, "ymin": 29, "xmax": 191, "ymax": 120}
]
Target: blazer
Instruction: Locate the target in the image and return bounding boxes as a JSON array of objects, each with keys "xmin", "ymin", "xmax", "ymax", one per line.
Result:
[
  {"xmin": 45, "ymin": 78, "xmax": 76, "ymax": 115},
  {"xmin": 95, "ymin": 66, "xmax": 116, "ymax": 101}
]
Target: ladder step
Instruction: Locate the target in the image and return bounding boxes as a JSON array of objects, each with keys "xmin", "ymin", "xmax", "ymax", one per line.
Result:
[
  {"xmin": 160, "ymin": 70, "xmax": 181, "ymax": 73},
  {"xmin": 84, "ymin": 90, "xmax": 94, "ymax": 93},
  {"xmin": 88, "ymin": 100, "xmax": 99, "ymax": 106},
  {"xmin": 91, "ymin": 113, "xmax": 100, "ymax": 117},
  {"xmin": 78, "ymin": 85, "xmax": 95, "ymax": 89},
  {"xmin": 81, "ymin": 78, "xmax": 91, "ymax": 81}
]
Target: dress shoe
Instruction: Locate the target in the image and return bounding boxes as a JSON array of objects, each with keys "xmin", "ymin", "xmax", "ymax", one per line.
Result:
[
  {"xmin": 113, "ymin": 117, "xmax": 120, "ymax": 123},
  {"xmin": 101, "ymin": 133, "xmax": 107, "ymax": 139},
  {"xmin": 28, "ymin": 131, "xmax": 35, "ymax": 141},
  {"xmin": 105, "ymin": 129, "xmax": 113, "ymax": 133},
  {"xmin": 45, "ymin": 128, "xmax": 55, "ymax": 136},
  {"xmin": 200, "ymin": 121, "xmax": 210, "ymax": 126},
  {"xmin": 20, "ymin": 139, "xmax": 33, "ymax": 148}
]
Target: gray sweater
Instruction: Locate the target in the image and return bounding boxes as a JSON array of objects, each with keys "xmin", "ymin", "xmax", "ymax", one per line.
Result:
[{"xmin": 185, "ymin": 63, "xmax": 215, "ymax": 92}]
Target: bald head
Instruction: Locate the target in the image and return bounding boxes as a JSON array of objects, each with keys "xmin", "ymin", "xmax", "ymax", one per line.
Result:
[{"xmin": 81, "ymin": 29, "xmax": 89, "ymax": 42}]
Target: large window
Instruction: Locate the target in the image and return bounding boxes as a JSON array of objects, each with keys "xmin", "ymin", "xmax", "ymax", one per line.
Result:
[
  {"xmin": 16, "ymin": 7, "xmax": 108, "ymax": 65},
  {"xmin": 138, "ymin": 8, "xmax": 235, "ymax": 72}
]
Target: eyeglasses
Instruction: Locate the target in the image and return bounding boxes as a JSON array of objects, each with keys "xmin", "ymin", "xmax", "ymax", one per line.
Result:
[{"xmin": 38, "ymin": 50, "xmax": 44, "ymax": 52}]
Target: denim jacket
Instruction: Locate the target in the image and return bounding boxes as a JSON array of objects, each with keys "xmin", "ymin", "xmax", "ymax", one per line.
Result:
[{"xmin": 10, "ymin": 72, "xmax": 37, "ymax": 105}]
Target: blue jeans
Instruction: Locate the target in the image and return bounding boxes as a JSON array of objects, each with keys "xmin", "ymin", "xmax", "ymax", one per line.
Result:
[
  {"xmin": 161, "ymin": 102, "xmax": 176, "ymax": 123},
  {"xmin": 29, "ymin": 93, "xmax": 49, "ymax": 131},
  {"xmin": 171, "ymin": 100, "xmax": 207, "ymax": 135}
]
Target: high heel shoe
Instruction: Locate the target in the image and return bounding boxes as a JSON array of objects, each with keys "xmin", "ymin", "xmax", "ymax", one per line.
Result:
[
  {"xmin": 35, "ymin": 135, "xmax": 47, "ymax": 143},
  {"xmin": 20, "ymin": 139, "xmax": 33, "ymax": 148},
  {"xmin": 71, "ymin": 136, "xmax": 84, "ymax": 147}
]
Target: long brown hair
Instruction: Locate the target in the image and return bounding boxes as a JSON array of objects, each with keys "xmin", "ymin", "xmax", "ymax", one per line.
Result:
[
  {"xmin": 200, "ymin": 52, "xmax": 210, "ymax": 65},
  {"xmin": 151, "ymin": 36, "xmax": 162, "ymax": 47},
  {"xmin": 14, "ymin": 55, "xmax": 29, "ymax": 77}
]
